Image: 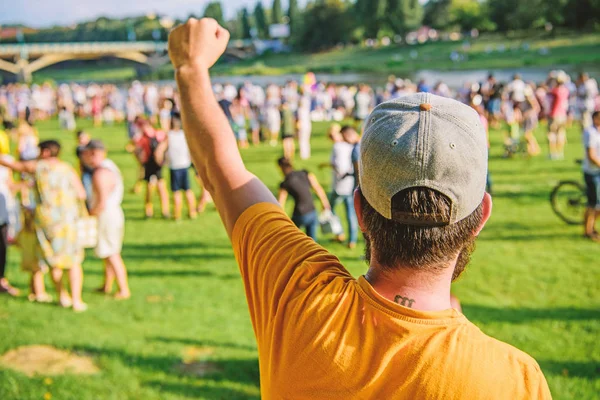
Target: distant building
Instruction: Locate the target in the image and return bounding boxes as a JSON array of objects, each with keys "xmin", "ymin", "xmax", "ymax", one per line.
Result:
[{"xmin": 0, "ymin": 26, "xmax": 38, "ymax": 40}]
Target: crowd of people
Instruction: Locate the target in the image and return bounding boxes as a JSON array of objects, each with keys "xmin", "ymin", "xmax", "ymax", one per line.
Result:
[{"xmin": 0, "ymin": 67, "xmax": 598, "ymax": 305}]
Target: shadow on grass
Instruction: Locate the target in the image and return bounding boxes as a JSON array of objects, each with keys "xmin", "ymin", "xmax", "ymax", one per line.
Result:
[
  {"xmin": 463, "ymin": 305, "xmax": 600, "ymax": 324},
  {"xmin": 79, "ymin": 345, "xmax": 260, "ymax": 398},
  {"xmin": 538, "ymin": 360, "xmax": 600, "ymax": 379},
  {"xmin": 148, "ymin": 336, "xmax": 257, "ymax": 352}
]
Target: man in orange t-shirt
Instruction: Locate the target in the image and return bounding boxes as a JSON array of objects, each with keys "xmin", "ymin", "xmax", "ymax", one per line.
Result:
[{"xmin": 168, "ymin": 18, "xmax": 552, "ymax": 400}]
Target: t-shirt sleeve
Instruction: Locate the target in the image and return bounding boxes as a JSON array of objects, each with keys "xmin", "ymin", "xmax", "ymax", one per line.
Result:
[
  {"xmin": 586, "ymin": 130, "xmax": 599, "ymax": 149},
  {"xmin": 232, "ymin": 203, "xmax": 352, "ymax": 341}
]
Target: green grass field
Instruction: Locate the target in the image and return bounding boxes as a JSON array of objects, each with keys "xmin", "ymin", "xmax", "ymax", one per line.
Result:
[{"xmin": 0, "ymin": 117, "xmax": 599, "ymax": 399}]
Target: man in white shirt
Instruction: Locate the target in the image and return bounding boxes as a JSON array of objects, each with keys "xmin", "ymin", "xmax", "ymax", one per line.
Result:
[
  {"xmin": 508, "ymin": 74, "xmax": 526, "ymax": 104},
  {"xmin": 164, "ymin": 113, "xmax": 197, "ymax": 220},
  {"xmin": 577, "ymin": 73, "xmax": 599, "ymax": 129},
  {"xmin": 583, "ymin": 111, "xmax": 600, "ymax": 242},
  {"xmin": 322, "ymin": 126, "xmax": 358, "ymax": 248}
]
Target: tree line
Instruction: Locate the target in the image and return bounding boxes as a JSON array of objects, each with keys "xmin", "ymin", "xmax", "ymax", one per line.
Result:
[{"xmin": 3, "ymin": 0, "xmax": 599, "ymax": 51}]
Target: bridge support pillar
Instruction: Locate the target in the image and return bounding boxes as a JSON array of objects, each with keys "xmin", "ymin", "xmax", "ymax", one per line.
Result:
[{"xmin": 16, "ymin": 59, "xmax": 32, "ymax": 83}]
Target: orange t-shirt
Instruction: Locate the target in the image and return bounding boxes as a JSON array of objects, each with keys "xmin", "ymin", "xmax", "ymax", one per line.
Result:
[{"xmin": 233, "ymin": 203, "xmax": 552, "ymax": 400}]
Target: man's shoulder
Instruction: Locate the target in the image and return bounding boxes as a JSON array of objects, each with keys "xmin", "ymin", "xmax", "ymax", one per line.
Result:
[{"xmin": 462, "ymin": 320, "xmax": 543, "ymax": 373}]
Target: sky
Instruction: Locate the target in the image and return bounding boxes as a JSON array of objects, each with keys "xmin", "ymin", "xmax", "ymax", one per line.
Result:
[{"xmin": 0, "ymin": 0, "xmax": 311, "ymax": 28}]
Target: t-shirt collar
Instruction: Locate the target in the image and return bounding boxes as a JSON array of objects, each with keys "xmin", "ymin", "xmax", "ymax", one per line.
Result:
[{"xmin": 356, "ymin": 276, "xmax": 468, "ymax": 325}]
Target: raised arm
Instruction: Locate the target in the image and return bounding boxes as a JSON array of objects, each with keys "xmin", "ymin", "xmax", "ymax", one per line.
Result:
[
  {"xmin": 0, "ymin": 157, "xmax": 36, "ymax": 175},
  {"xmin": 169, "ymin": 18, "xmax": 277, "ymax": 238}
]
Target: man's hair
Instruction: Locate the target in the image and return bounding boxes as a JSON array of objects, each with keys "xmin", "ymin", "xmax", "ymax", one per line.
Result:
[
  {"xmin": 592, "ymin": 111, "xmax": 600, "ymax": 120},
  {"xmin": 76, "ymin": 130, "xmax": 86, "ymax": 139},
  {"xmin": 39, "ymin": 140, "xmax": 61, "ymax": 157},
  {"xmin": 278, "ymin": 157, "xmax": 293, "ymax": 169},
  {"xmin": 359, "ymin": 188, "xmax": 483, "ymax": 281}
]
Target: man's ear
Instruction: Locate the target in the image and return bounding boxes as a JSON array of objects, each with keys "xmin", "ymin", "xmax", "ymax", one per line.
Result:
[
  {"xmin": 474, "ymin": 192, "xmax": 492, "ymax": 236},
  {"xmin": 354, "ymin": 188, "xmax": 366, "ymax": 233}
]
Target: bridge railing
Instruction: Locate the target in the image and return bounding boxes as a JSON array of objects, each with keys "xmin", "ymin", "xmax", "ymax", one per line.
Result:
[
  {"xmin": 0, "ymin": 41, "xmax": 168, "ymax": 56},
  {"xmin": 0, "ymin": 39, "xmax": 256, "ymax": 57}
]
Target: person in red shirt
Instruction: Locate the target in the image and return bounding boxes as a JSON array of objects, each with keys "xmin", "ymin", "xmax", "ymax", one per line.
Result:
[
  {"xmin": 134, "ymin": 118, "xmax": 170, "ymax": 218},
  {"xmin": 547, "ymin": 74, "xmax": 570, "ymax": 160}
]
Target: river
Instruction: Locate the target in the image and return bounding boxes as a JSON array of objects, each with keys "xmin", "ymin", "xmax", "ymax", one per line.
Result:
[{"xmin": 208, "ymin": 65, "xmax": 600, "ymax": 89}]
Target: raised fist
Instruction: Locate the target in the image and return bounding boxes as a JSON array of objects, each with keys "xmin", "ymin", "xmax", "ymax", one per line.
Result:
[{"xmin": 168, "ymin": 18, "xmax": 230, "ymax": 71}]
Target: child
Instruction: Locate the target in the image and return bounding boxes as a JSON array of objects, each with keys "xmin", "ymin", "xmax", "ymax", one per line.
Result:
[
  {"xmin": 159, "ymin": 98, "xmax": 173, "ymax": 132},
  {"xmin": 231, "ymin": 96, "xmax": 249, "ymax": 149},
  {"xmin": 17, "ymin": 207, "xmax": 51, "ymax": 303},
  {"xmin": 502, "ymin": 99, "xmax": 523, "ymax": 158},
  {"xmin": 58, "ymin": 106, "xmax": 76, "ymax": 131},
  {"xmin": 164, "ymin": 113, "xmax": 197, "ymax": 220}
]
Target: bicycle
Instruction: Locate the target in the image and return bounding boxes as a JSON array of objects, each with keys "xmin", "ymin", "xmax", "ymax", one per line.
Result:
[{"xmin": 550, "ymin": 160, "xmax": 587, "ymax": 225}]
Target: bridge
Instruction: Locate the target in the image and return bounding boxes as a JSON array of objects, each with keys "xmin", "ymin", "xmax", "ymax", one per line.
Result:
[{"xmin": 0, "ymin": 40, "xmax": 256, "ymax": 82}]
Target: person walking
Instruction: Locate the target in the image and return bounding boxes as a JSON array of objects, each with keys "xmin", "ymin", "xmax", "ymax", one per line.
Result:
[
  {"xmin": 168, "ymin": 18, "xmax": 551, "ymax": 399},
  {"xmin": 134, "ymin": 118, "xmax": 170, "ymax": 218},
  {"xmin": 547, "ymin": 74, "xmax": 570, "ymax": 160},
  {"xmin": 82, "ymin": 140, "xmax": 131, "ymax": 298},
  {"xmin": 321, "ymin": 125, "xmax": 358, "ymax": 249},
  {"xmin": 0, "ymin": 140, "xmax": 87, "ymax": 311},
  {"xmin": 583, "ymin": 111, "xmax": 600, "ymax": 242},
  {"xmin": 277, "ymin": 157, "xmax": 330, "ymax": 241},
  {"xmin": 164, "ymin": 113, "xmax": 197, "ymax": 221}
]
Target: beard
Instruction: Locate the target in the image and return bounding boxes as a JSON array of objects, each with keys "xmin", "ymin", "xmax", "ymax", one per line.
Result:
[
  {"xmin": 363, "ymin": 234, "xmax": 477, "ymax": 281},
  {"xmin": 452, "ymin": 240, "xmax": 476, "ymax": 281}
]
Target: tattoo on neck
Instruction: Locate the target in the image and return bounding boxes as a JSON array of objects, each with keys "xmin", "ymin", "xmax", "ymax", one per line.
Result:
[{"xmin": 394, "ymin": 295, "xmax": 416, "ymax": 308}]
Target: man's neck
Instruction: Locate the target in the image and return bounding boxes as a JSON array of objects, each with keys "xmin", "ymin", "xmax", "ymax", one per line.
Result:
[{"xmin": 365, "ymin": 263, "xmax": 455, "ymax": 312}]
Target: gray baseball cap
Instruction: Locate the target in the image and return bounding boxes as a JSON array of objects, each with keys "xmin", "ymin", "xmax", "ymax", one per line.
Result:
[
  {"xmin": 359, "ymin": 93, "xmax": 488, "ymax": 226},
  {"xmin": 83, "ymin": 139, "xmax": 106, "ymax": 151}
]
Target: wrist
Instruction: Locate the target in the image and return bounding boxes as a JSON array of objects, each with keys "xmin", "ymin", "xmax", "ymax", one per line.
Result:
[{"xmin": 175, "ymin": 63, "xmax": 210, "ymax": 80}]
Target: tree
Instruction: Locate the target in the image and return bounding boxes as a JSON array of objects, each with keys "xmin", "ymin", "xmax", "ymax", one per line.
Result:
[
  {"xmin": 564, "ymin": 0, "xmax": 600, "ymax": 29},
  {"xmin": 423, "ymin": 0, "xmax": 452, "ymax": 30},
  {"xmin": 288, "ymin": 0, "xmax": 300, "ymax": 34},
  {"xmin": 386, "ymin": 0, "xmax": 424, "ymax": 35},
  {"xmin": 272, "ymin": 0, "xmax": 283, "ymax": 24},
  {"xmin": 296, "ymin": 0, "xmax": 354, "ymax": 51},
  {"xmin": 203, "ymin": 1, "xmax": 225, "ymax": 27},
  {"xmin": 254, "ymin": 1, "xmax": 269, "ymax": 38},
  {"xmin": 448, "ymin": 0, "xmax": 495, "ymax": 31},
  {"xmin": 241, "ymin": 7, "xmax": 252, "ymax": 39},
  {"xmin": 354, "ymin": 0, "xmax": 386, "ymax": 38}
]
